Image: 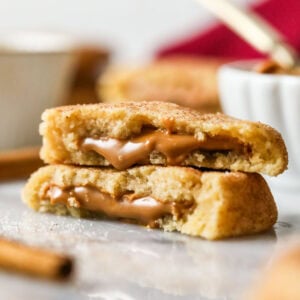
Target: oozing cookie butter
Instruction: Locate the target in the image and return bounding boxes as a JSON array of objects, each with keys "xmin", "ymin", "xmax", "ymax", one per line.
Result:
[
  {"xmin": 46, "ymin": 185, "xmax": 194, "ymax": 227},
  {"xmin": 80, "ymin": 130, "xmax": 245, "ymax": 170}
]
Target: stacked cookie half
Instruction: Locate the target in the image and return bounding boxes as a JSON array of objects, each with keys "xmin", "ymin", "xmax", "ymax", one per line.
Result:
[{"xmin": 23, "ymin": 102, "xmax": 288, "ymax": 239}]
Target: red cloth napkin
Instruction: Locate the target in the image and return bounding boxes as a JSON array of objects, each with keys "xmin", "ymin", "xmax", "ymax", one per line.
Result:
[{"xmin": 157, "ymin": 0, "xmax": 300, "ymax": 59}]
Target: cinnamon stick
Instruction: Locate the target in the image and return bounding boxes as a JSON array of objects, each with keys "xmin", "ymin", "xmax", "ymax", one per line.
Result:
[{"xmin": 0, "ymin": 238, "xmax": 73, "ymax": 280}]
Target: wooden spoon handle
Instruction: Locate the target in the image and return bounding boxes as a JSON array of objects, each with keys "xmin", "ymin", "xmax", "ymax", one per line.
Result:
[{"xmin": 196, "ymin": 0, "xmax": 297, "ymax": 68}]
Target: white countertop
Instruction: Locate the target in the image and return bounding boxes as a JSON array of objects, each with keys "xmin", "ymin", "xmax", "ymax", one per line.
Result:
[{"xmin": 0, "ymin": 180, "xmax": 299, "ymax": 300}]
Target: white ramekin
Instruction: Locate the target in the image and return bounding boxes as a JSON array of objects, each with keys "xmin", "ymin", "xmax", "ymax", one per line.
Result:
[
  {"xmin": 0, "ymin": 31, "xmax": 77, "ymax": 151},
  {"xmin": 218, "ymin": 60, "xmax": 300, "ymax": 191}
]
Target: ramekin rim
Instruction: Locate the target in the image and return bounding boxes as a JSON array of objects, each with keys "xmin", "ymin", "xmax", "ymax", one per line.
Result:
[{"xmin": 219, "ymin": 59, "xmax": 300, "ymax": 80}]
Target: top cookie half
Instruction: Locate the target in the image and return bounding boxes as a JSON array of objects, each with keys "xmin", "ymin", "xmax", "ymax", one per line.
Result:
[{"xmin": 40, "ymin": 101, "xmax": 288, "ymax": 176}]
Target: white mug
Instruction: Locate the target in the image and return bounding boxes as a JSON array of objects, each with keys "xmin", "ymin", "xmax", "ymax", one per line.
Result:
[{"xmin": 0, "ymin": 31, "xmax": 77, "ymax": 151}]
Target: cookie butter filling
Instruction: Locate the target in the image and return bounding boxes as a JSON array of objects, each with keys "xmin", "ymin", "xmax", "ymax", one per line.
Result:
[
  {"xmin": 80, "ymin": 130, "xmax": 245, "ymax": 170},
  {"xmin": 46, "ymin": 185, "xmax": 194, "ymax": 227}
]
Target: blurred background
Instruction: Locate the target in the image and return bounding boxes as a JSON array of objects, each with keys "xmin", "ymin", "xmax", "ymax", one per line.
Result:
[{"xmin": 0, "ymin": 0, "xmax": 253, "ymax": 62}]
